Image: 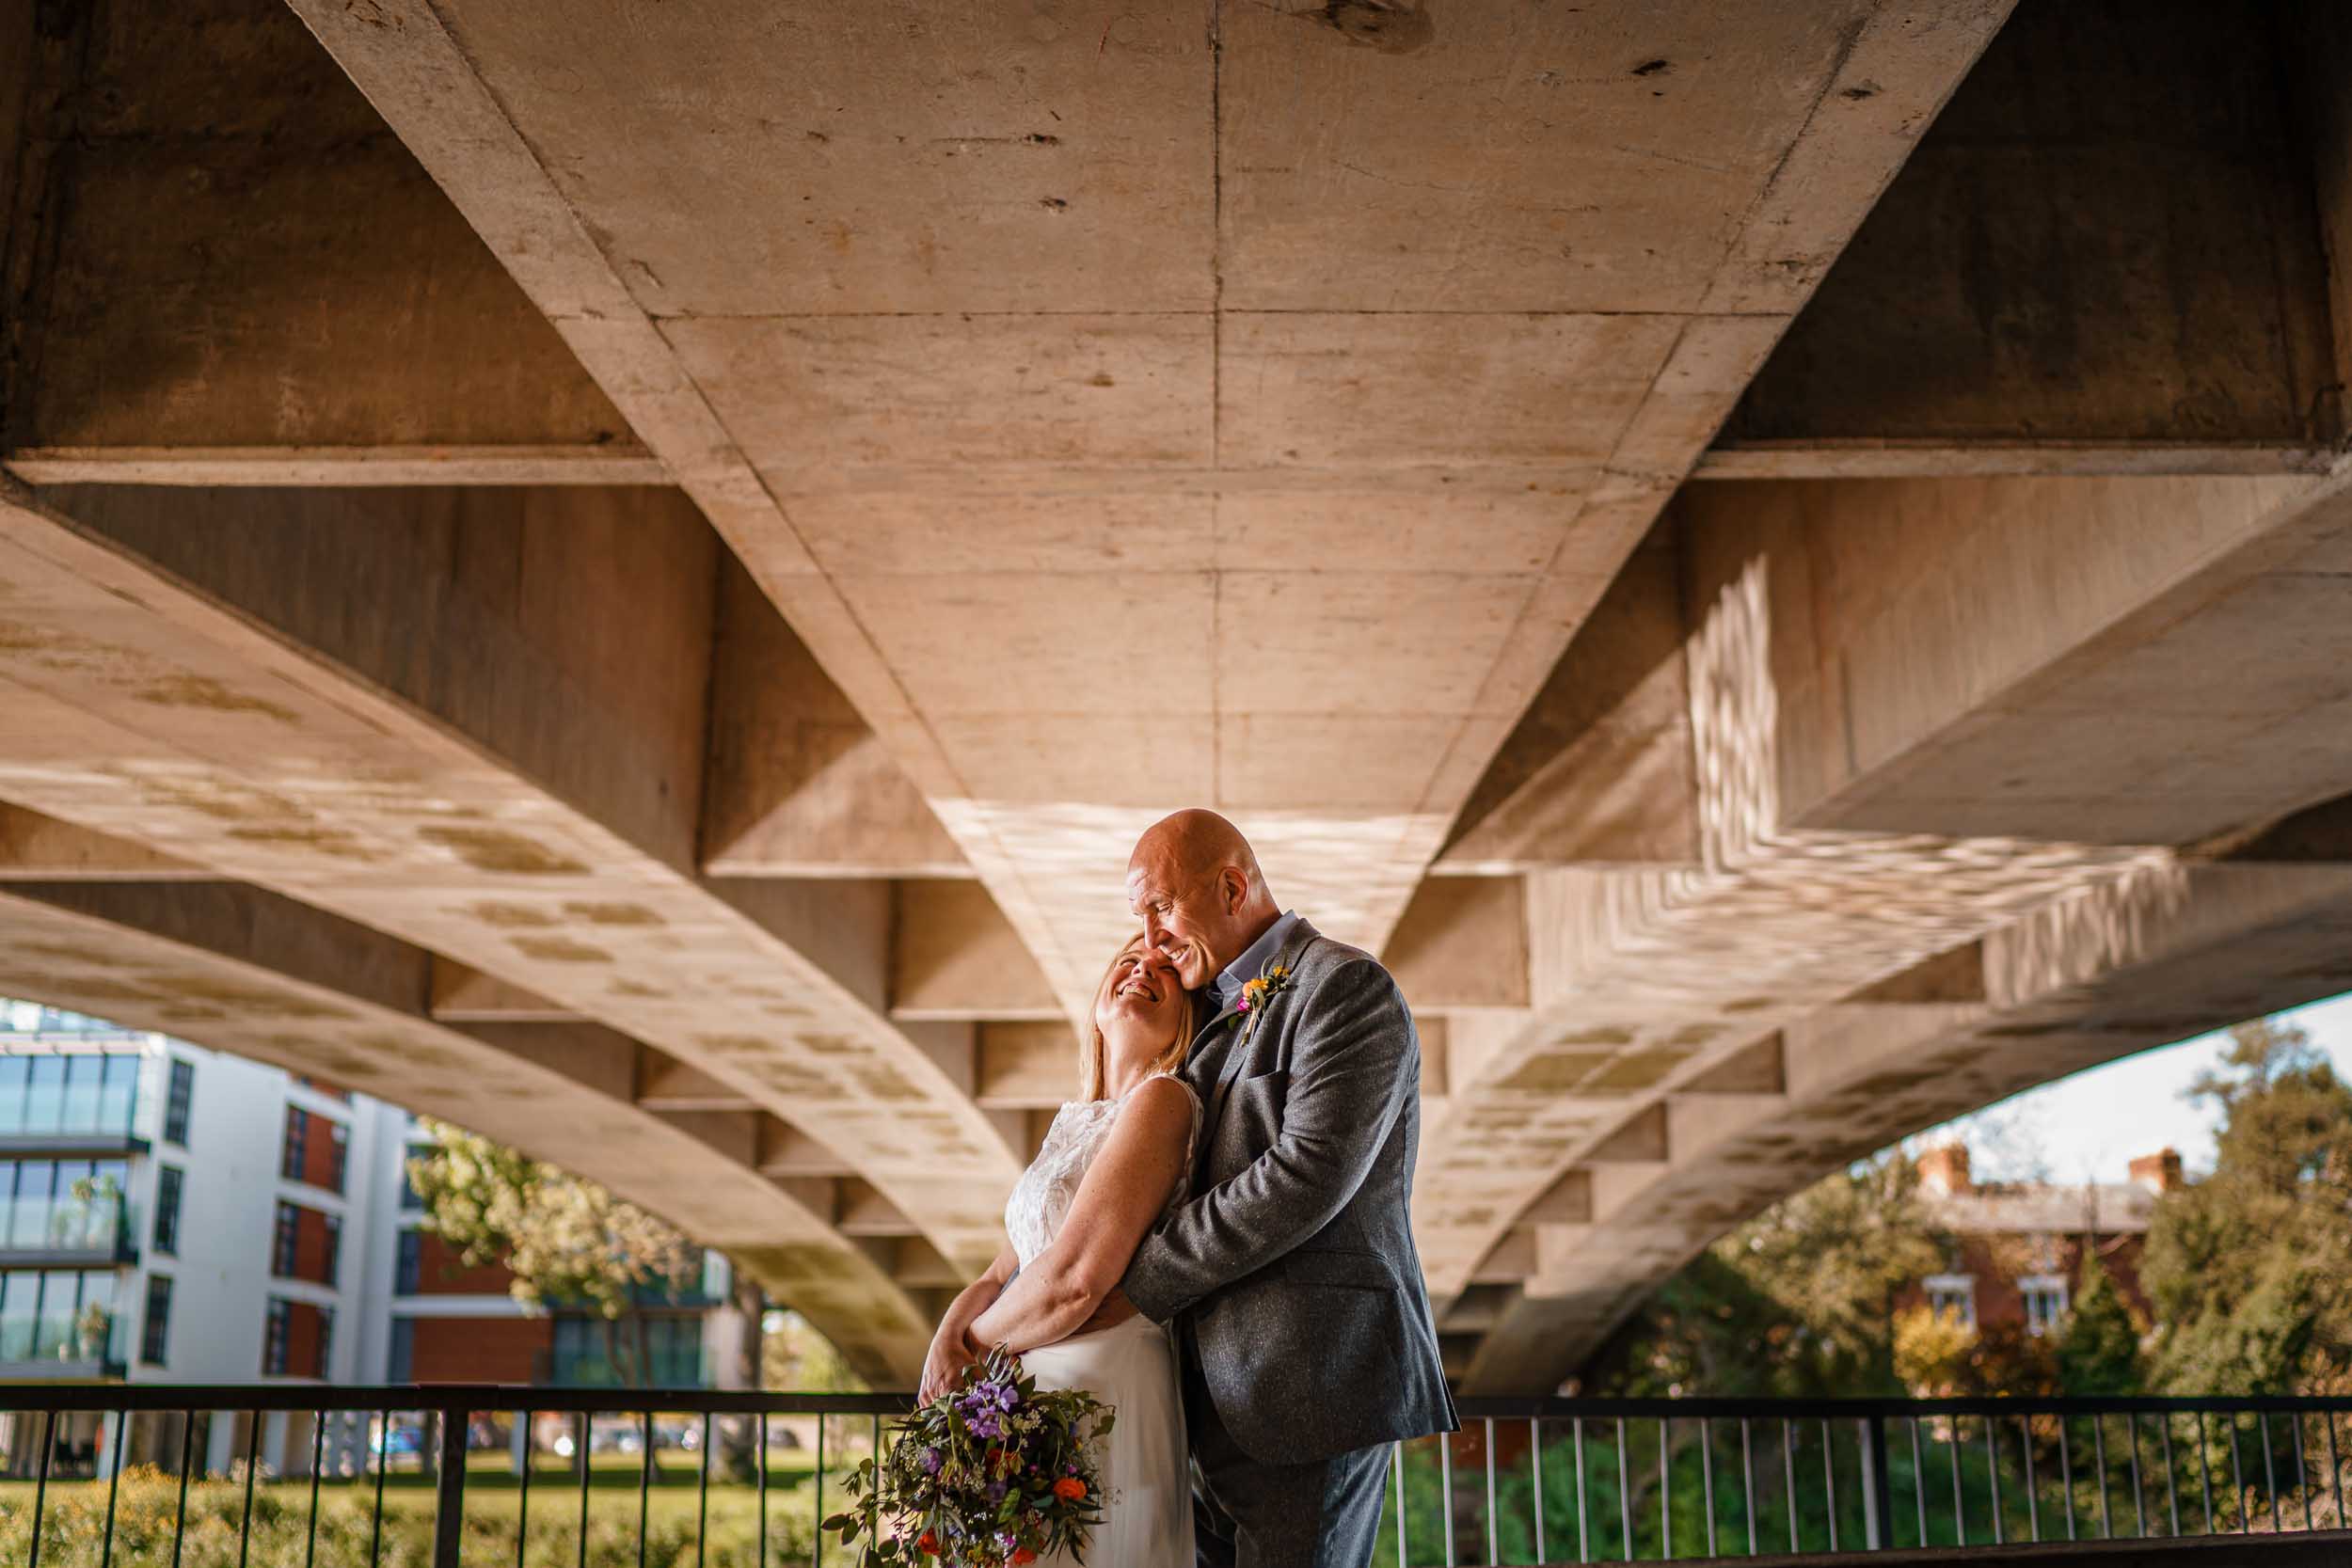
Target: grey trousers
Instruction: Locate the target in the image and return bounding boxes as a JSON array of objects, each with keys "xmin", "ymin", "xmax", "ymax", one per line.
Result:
[{"xmin": 1189, "ymin": 1388, "xmax": 1391, "ymax": 1568}]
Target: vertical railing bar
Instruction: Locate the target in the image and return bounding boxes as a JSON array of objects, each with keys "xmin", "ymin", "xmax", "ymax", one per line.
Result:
[
  {"xmin": 576, "ymin": 1412, "xmax": 592, "ymax": 1568},
  {"xmin": 2127, "ymin": 1412, "xmax": 2146, "ymax": 1538},
  {"xmin": 2021, "ymin": 1416, "xmax": 2039, "ymax": 1543},
  {"xmin": 1820, "ymin": 1418, "xmax": 1837, "ymax": 1554},
  {"xmin": 176, "ymin": 1408, "xmax": 199, "ymax": 1568},
  {"xmin": 1532, "ymin": 1418, "xmax": 1548, "ymax": 1568},
  {"xmin": 28, "ymin": 1408, "xmax": 55, "ymax": 1568},
  {"xmin": 1700, "ymin": 1416, "xmax": 1717, "ymax": 1559},
  {"xmin": 1909, "ymin": 1417, "xmax": 1926, "ymax": 1549},
  {"xmin": 103, "ymin": 1404, "xmax": 131, "ymax": 1568},
  {"xmin": 240, "ymin": 1409, "xmax": 262, "ymax": 1568},
  {"xmin": 2228, "ymin": 1412, "xmax": 2246, "ymax": 1534},
  {"xmin": 1615, "ymin": 1418, "xmax": 1631, "ymax": 1565},
  {"xmin": 697, "ymin": 1412, "xmax": 712, "ymax": 1568},
  {"xmin": 1440, "ymin": 1429, "xmax": 1457, "ymax": 1567},
  {"xmin": 370, "ymin": 1409, "xmax": 389, "ymax": 1568},
  {"xmin": 1394, "ymin": 1440, "xmax": 1409, "ymax": 1568},
  {"xmin": 814, "ymin": 1414, "xmax": 828, "ymax": 1568},
  {"xmin": 1782, "ymin": 1419, "xmax": 1798, "ymax": 1556},
  {"xmin": 1861, "ymin": 1417, "xmax": 1891, "ymax": 1552},
  {"xmin": 1660, "ymin": 1418, "xmax": 1671, "ymax": 1560},
  {"xmin": 1987, "ymin": 1415, "xmax": 2002, "ymax": 1545},
  {"xmin": 757, "ymin": 1413, "xmax": 771, "ymax": 1568},
  {"xmin": 1575, "ymin": 1417, "xmax": 1590, "ymax": 1565},
  {"xmin": 2058, "ymin": 1416, "xmax": 2075, "ymax": 1542},
  {"xmin": 1948, "ymin": 1413, "xmax": 1965, "ymax": 1546},
  {"xmin": 2291, "ymin": 1412, "xmax": 2310, "ymax": 1531},
  {"xmin": 518, "ymin": 1408, "xmax": 534, "ymax": 1568},
  {"xmin": 2160, "ymin": 1414, "xmax": 2180, "ymax": 1537},
  {"xmin": 2093, "ymin": 1415, "xmax": 2111, "ymax": 1540},
  {"xmin": 2328, "ymin": 1409, "xmax": 2345, "ymax": 1533},
  {"xmin": 434, "ymin": 1406, "xmax": 470, "ymax": 1568},
  {"xmin": 1486, "ymin": 1417, "xmax": 1500, "ymax": 1567},
  {"xmin": 1742, "ymin": 1418, "xmax": 1757, "ymax": 1558},
  {"xmin": 2260, "ymin": 1409, "xmax": 2280, "ymax": 1534},
  {"xmin": 637, "ymin": 1410, "xmax": 654, "ymax": 1568},
  {"xmin": 2196, "ymin": 1411, "xmax": 2214, "ymax": 1536}
]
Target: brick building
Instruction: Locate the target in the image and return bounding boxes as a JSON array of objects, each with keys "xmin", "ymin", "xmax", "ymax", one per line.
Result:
[{"xmin": 1908, "ymin": 1144, "xmax": 2183, "ymax": 1336}]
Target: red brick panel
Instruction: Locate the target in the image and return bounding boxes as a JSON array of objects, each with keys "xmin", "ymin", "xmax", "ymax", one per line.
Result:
[
  {"xmin": 409, "ymin": 1313, "xmax": 548, "ymax": 1383},
  {"xmin": 417, "ymin": 1229, "xmax": 517, "ymax": 1295}
]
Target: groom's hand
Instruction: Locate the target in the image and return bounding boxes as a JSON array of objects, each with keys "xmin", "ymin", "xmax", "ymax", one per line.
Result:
[{"xmin": 1073, "ymin": 1287, "xmax": 1137, "ymax": 1335}]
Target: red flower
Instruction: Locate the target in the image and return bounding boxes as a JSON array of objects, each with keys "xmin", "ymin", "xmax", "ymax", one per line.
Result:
[
  {"xmin": 1012, "ymin": 1552, "xmax": 1038, "ymax": 1565},
  {"xmin": 1053, "ymin": 1476, "xmax": 1087, "ymax": 1502},
  {"xmin": 917, "ymin": 1530, "xmax": 940, "ymax": 1556}
]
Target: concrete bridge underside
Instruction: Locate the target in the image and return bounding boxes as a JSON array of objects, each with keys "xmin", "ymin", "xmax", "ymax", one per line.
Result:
[{"xmin": 8, "ymin": 0, "xmax": 2352, "ymax": 1389}]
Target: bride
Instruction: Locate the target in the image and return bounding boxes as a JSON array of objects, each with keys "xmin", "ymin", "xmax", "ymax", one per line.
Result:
[{"xmin": 920, "ymin": 934, "xmax": 1201, "ymax": 1566}]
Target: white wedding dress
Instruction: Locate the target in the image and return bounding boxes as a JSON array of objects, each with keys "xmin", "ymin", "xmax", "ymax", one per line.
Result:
[{"xmin": 1003, "ymin": 1074, "xmax": 1201, "ymax": 1567}]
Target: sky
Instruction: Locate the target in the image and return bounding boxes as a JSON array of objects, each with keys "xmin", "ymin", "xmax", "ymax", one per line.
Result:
[{"xmin": 1917, "ymin": 990, "xmax": 2352, "ymax": 1185}]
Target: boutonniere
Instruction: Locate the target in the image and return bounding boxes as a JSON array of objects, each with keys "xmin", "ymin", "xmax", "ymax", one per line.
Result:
[{"xmin": 1234, "ymin": 963, "xmax": 1293, "ymax": 1044}]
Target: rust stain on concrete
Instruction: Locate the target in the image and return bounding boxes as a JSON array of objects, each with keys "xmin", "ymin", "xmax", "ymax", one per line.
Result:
[
  {"xmin": 564, "ymin": 901, "xmax": 663, "ymax": 927},
  {"xmin": 133, "ymin": 674, "xmax": 299, "ymax": 724},
  {"xmin": 511, "ymin": 934, "xmax": 611, "ymax": 963},
  {"xmin": 467, "ymin": 900, "xmax": 557, "ymax": 928}
]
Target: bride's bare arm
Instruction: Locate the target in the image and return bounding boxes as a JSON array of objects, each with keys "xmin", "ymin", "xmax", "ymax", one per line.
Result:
[
  {"xmin": 968, "ymin": 1078, "xmax": 1194, "ymax": 1354},
  {"xmin": 921, "ymin": 1243, "xmax": 1017, "ymax": 1400}
]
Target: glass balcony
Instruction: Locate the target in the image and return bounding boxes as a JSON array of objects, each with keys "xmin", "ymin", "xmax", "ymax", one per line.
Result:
[
  {"xmin": 0, "ymin": 1052, "xmax": 143, "ymax": 1151},
  {"xmin": 0, "ymin": 1161, "xmax": 135, "ymax": 1261},
  {"xmin": 0, "ymin": 1267, "xmax": 125, "ymax": 1374}
]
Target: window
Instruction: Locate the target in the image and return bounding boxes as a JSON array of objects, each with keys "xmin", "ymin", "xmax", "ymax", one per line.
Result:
[
  {"xmin": 1925, "ymin": 1274, "xmax": 1977, "ymax": 1329},
  {"xmin": 152, "ymin": 1166, "xmax": 183, "ymax": 1256},
  {"xmin": 163, "ymin": 1060, "xmax": 195, "ymax": 1146},
  {"xmin": 317, "ymin": 1306, "xmax": 336, "ymax": 1378},
  {"xmin": 400, "ymin": 1162, "xmax": 426, "ymax": 1212},
  {"xmin": 2020, "ymin": 1275, "xmax": 2070, "ymax": 1337},
  {"xmin": 387, "ymin": 1317, "xmax": 414, "ymax": 1382},
  {"xmin": 262, "ymin": 1297, "xmax": 291, "ymax": 1376},
  {"xmin": 325, "ymin": 1120, "xmax": 349, "ymax": 1194},
  {"xmin": 395, "ymin": 1229, "xmax": 422, "ymax": 1296},
  {"xmin": 0, "ymin": 1268, "xmax": 118, "ymax": 1364},
  {"xmin": 271, "ymin": 1201, "xmax": 300, "ymax": 1277},
  {"xmin": 140, "ymin": 1275, "xmax": 172, "ymax": 1367},
  {"xmin": 279, "ymin": 1108, "xmax": 309, "ymax": 1182},
  {"xmin": 321, "ymin": 1213, "xmax": 342, "ymax": 1287}
]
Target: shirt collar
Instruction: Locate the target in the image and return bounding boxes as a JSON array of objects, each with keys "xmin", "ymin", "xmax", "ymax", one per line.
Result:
[{"xmin": 1213, "ymin": 910, "xmax": 1299, "ymax": 1008}]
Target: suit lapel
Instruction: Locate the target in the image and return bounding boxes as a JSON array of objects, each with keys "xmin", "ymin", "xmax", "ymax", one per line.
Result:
[{"xmin": 1202, "ymin": 918, "xmax": 1322, "ymax": 1142}]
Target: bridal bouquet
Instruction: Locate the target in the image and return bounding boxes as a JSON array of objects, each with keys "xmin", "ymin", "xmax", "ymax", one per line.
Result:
[{"xmin": 823, "ymin": 1344, "xmax": 1114, "ymax": 1566}]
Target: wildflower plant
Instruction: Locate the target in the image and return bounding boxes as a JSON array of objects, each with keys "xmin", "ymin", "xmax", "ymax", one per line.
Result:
[{"xmin": 824, "ymin": 1344, "xmax": 1112, "ymax": 1566}]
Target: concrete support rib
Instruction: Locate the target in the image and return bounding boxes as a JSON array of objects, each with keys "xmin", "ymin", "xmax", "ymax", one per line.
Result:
[
  {"xmin": 1425, "ymin": 464, "xmax": 2352, "ymax": 1387},
  {"xmin": 0, "ymin": 479, "xmax": 1019, "ymax": 1276},
  {"xmin": 273, "ymin": 0, "xmax": 2012, "ymax": 1022},
  {"xmin": 0, "ymin": 875, "xmax": 931, "ymax": 1382}
]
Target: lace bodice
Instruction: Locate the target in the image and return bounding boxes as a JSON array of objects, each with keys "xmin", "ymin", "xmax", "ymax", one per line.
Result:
[{"xmin": 1005, "ymin": 1074, "xmax": 1202, "ymax": 1270}]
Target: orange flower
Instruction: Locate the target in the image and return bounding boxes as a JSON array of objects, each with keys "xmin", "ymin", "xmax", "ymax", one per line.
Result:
[{"xmin": 1053, "ymin": 1476, "xmax": 1087, "ymax": 1502}]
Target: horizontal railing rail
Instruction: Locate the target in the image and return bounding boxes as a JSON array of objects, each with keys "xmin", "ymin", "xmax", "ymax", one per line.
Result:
[{"xmin": 0, "ymin": 1384, "xmax": 2344, "ymax": 1566}]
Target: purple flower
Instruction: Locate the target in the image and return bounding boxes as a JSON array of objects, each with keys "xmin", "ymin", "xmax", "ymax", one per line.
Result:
[{"xmin": 921, "ymin": 1447, "xmax": 943, "ymax": 1475}]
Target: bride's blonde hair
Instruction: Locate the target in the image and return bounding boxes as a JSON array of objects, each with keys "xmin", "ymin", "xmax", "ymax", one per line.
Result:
[{"xmin": 1078, "ymin": 932, "xmax": 1194, "ymax": 1101}]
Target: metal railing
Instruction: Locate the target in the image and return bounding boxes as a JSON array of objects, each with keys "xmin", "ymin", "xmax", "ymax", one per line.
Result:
[{"xmin": 0, "ymin": 1386, "xmax": 2345, "ymax": 1566}]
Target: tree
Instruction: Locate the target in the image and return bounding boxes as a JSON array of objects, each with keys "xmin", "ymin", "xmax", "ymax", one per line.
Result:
[
  {"xmin": 2139, "ymin": 1018, "xmax": 2352, "ymax": 1396},
  {"xmin": 405, "ymin": 1119, "xmax": 703, "ymax": 1386},
  {"xmin": 761, "ymin": 1308, "xmax": 867, "ymax": 1394},
  {"xmin": 1584, "ymin": 1149, "xmax": 1947, "ymax": 1398},
  {"xmin": 2055, "ymin": 1248, "xmax": 2141, "ymax": 1395}
]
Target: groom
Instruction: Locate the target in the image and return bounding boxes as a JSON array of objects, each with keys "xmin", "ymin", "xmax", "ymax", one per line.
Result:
[{"xmin": 1114, "ymin": 809, "xmax": 1457, "ymax": 1568}]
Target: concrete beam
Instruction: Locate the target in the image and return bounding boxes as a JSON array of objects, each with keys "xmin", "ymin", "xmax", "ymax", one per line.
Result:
[
  {"xmin": 888, "ymin": 881, "xmax": 1062, "ymax": 1022},
  {"xmin": 700, "ymin": 560, "xmax": 968, "ymax": 880},
  {"xmin": 1716, "ymin": 0, "xmax": 2339, "ymax": 463},
  {"xmin": 0, "ymin": 479, "xmax": 1019, "ymax": 1270},
  {"xmin": 1463, "ymin": 849, "xmax": 2352, "ymax": 1391},
  {"xmin": 427, "ymin": 958, "xmax": 576, "ymax": 1023},
  {"xmin": 0, "ymin": 803, "xmax": 206, "ymax": 880},
  {"xmin": 0, "ymin": 876, "xmax": 931, "ymax": 1382},
  {"xmin": 0, "ymin": 0, "xmax": 642, "ymax": 484},
  {"xmin": 975, "ymin": 1022, "xmax": 1078, "ymax": 1111},
  {"xmin": 280, "ymin": 0, "xmax": 2010, "ymax": 1034},
  {"xmin": 636, "ymin": 1051, "xmax": 759, "ymax": 1114},
  {"xmin": 1383, "ymin": 876, "xmax": 1531, "ymax": 1011},
  {"xmin": 1677, "ymin": 469, "xmax": 2352, "ymax": 847}
]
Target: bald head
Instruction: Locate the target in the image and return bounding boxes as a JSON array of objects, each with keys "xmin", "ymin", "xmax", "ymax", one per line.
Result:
[{"xmin": 1127, "ymin": 810, "xmax": 1280, "ymax": 990}]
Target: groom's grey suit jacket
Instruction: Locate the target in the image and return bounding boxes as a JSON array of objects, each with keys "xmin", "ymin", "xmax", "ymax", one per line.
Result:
[{"xmin": 1121, "ymin": 917, "xmax": 1458, "ymax": 1464}]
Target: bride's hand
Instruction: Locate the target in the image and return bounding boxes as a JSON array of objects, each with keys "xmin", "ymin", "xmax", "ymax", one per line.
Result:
[{"xmin": 919, "ymin": 1327, "xmax": 977, "ymax": 1403}]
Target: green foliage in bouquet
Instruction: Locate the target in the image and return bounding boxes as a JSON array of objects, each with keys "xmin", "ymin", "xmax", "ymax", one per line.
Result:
[{"xmin": 823, "ymin": 1344, "xmax": 1113, "ymax": 1566}]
